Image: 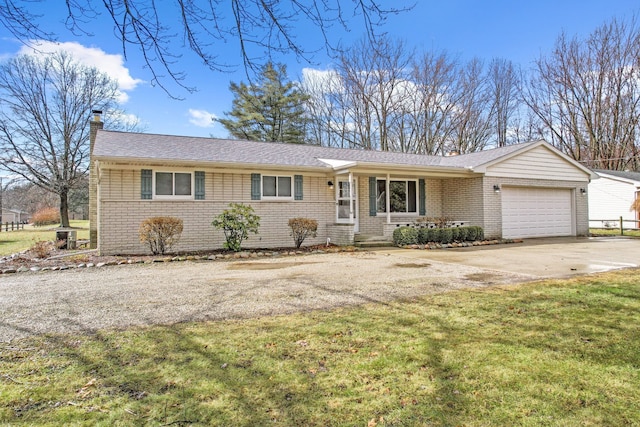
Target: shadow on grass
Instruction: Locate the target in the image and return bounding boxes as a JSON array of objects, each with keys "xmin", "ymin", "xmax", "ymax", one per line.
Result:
[{"xmin": 2, "ymin": 274, "xmax": 640, "ymax": 425}]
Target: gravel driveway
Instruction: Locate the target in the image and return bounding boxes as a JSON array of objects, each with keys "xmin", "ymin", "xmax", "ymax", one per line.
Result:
[{"xmin": 1, "ymin": 250, "xmax": 534, "ymax": 342}]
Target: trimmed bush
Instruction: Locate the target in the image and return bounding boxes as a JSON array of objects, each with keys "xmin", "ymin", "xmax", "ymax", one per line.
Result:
[
  {"xmin": 474, "ymin": 226, "xmax": 485, "ymax": 241},
  {"xmin": 393, "ymin": 226, "xmax": 419, "ymax": 246},
  {"xmin": 212, "ymin": 203, "xmax": 261, "ymax": 252},
  {"xmin": 31, "ymin": 207, "xmax": 60, "ymax": 227},
  {"xmin": 457, "ymin": 227, "xmax": 469, "ymax": 242},
  {"xmin": 440, "ymin": 228, "xmax": 453, "ymax": 244},
  {"xmin": 429, "ymin": 228, "xmax": 442, "ymax": 243},
  {"xmin": 466, "ymin": 226, "xmax": 478, "ymax": 241},
  {"xmin": 288, "ymin": 218, "xmax": 318, "ymax": 248},
  {"xmin": 451, "ymin": 227, "xmax": 461, "ymax": 242},
  {"xmin": 139, "ymin": 216, "xmax": 184, "ymax": 255},
  {"xmin": 417, "ymin": 228, "xmax": 430, "ymax": 244}
]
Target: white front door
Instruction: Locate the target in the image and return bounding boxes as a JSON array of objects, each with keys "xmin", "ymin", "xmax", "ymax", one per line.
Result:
[{"xmin": 336, "ymin": 178, "xmax": 359, "ymax": 232}]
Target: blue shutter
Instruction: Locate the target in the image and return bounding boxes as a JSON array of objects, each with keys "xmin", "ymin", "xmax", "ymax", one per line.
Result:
[
  {"xmin": 294, "ymin": 175, "xmax": 303, "ymax": 200},
  {"xmin": 369, "ymin": 176, "xmax": 377, "ymax": 216},
  {"xmin": 419, "ymin": 178, "xmax": 426, "ymax": 216},
  {"xmin": 251, "ymin": 173, "xmax": 261, "ymax": 200},
  {"xmin": 141, "ymin": 169, "xmax": 152, "ymax": 199},
  {"xmin": 195, "ymin": 171, "xmax": 205, "ymax": 200}
]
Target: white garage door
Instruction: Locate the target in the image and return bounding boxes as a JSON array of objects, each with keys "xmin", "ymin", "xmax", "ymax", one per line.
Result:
[{"xmin": 502, "ymin": 187, "xmax": 573, "ymax": 238}]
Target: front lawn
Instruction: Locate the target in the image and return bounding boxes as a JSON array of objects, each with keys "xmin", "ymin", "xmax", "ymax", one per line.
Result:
[
  {"xmin": 0, "ymin": 220, "xmax": 89, "ymax": 256},
  {"xmin": 1, "ymin": 269, "xmax": 639, "ymax": 426}
]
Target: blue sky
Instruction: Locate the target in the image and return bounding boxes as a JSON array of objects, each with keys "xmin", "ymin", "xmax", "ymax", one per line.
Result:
[{"xmin": 0, "ymin": 0, "xmax": 638, "ymax": 138}]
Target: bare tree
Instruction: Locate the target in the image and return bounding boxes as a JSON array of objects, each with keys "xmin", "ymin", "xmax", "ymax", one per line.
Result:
[
  {"xmin": 410, "ymin": 51, "xmax": 461, "ymax": 155},
  {"xmin": 337, "ymin": 37, "xmax": 413, "ymax": 151},
  {"xmin": 302, "ymin": 69, "xmax": 351, "ymax": 147},
  {"xmin": 304, "ymin": 42, "xmax": 500, "ymax": 155},
  {"xmin": 448, "ymin": 58, "xmax": 495, "ymax": 154},
  {"xmin": 487, "ymin": 58, "xmax": 521, "ymax": 147},
  {"xmin": 0, "ymin": 51, "xmax": 130, "ymax": 227},
  {"xmin": 1, "ymin": 182, "xmax": 58, "ymax": 216},
  {"xmin": 0, "ymin": 1, "xmax": 412, "ymax": 96},
  {"xmin": 521, "ymin": 17, "xmax": 640, "ymax": 170}
]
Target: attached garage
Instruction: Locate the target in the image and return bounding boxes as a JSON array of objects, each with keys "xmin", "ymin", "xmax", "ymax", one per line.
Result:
[{"xmin": 501, "ymin": 187, "xmax": 574, "ymax": 238}]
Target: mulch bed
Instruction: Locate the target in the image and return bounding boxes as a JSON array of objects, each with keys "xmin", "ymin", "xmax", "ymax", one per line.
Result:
[{"xmin": 0, "ymin": 242, "xmax": 356, "ymax": 274}]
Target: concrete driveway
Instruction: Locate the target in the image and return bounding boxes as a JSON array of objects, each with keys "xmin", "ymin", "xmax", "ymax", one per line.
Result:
[{"xmin": 374, "ymin": 236, "xmax": 640, "ymax": 279}]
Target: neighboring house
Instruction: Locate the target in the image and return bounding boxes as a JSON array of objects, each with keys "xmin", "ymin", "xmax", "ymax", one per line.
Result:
[
  {"xmin": 1, "ymin": 208, "xmax": 30, "ymax": 224},
  {"xmin": 588, "ymin": 170, "xmax": 640, "ymax": 229},
  {"xmin": 89, "ymin": 117, "xmax": 595, "ymax": 255}
]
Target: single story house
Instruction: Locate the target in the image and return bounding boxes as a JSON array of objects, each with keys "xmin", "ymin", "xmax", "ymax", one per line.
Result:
[
  {"xmin": 588, "ymin": 169, "xmax": 640, "ymax": 229},
  {"xmin": 89, "ymin": 117, "xmax": 595, "ymax": 255}
]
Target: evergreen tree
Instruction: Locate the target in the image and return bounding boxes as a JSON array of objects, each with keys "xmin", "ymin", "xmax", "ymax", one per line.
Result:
[{"xmin": 218, "ymin": 63, "xmax": 309, "ymax": 143}]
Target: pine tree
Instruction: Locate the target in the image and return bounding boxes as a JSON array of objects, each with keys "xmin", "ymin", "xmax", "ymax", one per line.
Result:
[{"xmin": 218, "ymin": 63, "xmax": 309, "ymax": 143}]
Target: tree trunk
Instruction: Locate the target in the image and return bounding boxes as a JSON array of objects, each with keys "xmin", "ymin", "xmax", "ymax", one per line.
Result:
[{"xmin": 59, "ymin": 189, "xmax": 70, "ymax": 227}]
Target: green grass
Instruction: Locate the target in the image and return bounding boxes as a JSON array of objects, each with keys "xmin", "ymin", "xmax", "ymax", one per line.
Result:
[
  {"xmin": 590, "ymin": 228, "xmax": 640, "ymax": 237},
  {"xmin": 1, "ymin": 270, "xmax": 639, "ymax": 426},
  {"xmin": 0, "ymin": 220, "xmax": 89, "ymax": 256}
]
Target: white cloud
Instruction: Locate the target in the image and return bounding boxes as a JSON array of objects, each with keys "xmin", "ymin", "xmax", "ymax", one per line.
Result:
[
  {"xmin": 302, "ymin": 67, "xmax": 342, "ymax": 93},
  {"xmin": 188, "ymin": 109, "xmax": 216, "ymax": 128},
  {"xmin": 18, "ymin": 40, "xmax": 143, "ymax": 103}
]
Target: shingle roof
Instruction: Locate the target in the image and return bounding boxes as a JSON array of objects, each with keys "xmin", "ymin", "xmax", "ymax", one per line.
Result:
[
  {"xmin": 92, "ymin": 130, "xmax": 540, "ymax": 171},
  {"xmin": 594, "ymin": 169, "xmax": 640, "ymax": 183}
]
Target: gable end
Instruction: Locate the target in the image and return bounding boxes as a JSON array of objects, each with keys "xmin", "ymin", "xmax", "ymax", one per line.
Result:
[{"xmin": 485, "ymin": 145, "xmax": 589, "ymax": 181}]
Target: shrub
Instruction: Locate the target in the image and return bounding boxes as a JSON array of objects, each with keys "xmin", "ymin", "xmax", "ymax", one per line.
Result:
[
  {"xmin": 451, "ymin": 227, "xmax": 461, "ymax": 242},
  {"xmin": 288, "ymin": 218, "xmax": 318, "ymax": 248},
  {"xmin": 440, "ymin": 228, "xmax": 453, "ymax": 244},
  {"xmin": 393, "ymin": 226, "xmax": 419, "ymax": 246},
  {"xmin": 29, "ymin": 240, "xmax": 54, "ymax": 258},
  {"xmin": 212, "ymin": 203, "xmax": 260, "ymax": 252},
  {"xmin": 429, "ymin": 228, "xmax": 442, "ymax": 243},
  {"xmin": 139, "ymin": 216, "xmax": 184, "ymax": 255},
  {"xmin": 31, "ymin": 207, "xmax": 60, "ymax": 227},
  {"xmin": 466, "ymin": 226, "xmax": 478, "ymax": 241},
  {"xmin": 473, "ymin": 226, "xmax": 484, "ymax": 241},
  {"xmin": 417, "ymin": 228, "xmax": 430, "ymax": 244},
  {"xmin": 457, "ymin": 227, "xmax": 469, "ymax": 242}
]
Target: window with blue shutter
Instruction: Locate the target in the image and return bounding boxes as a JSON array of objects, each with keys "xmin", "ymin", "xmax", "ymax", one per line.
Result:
[
  {"xmin": 141, "ymin": 169, "xmax": 152, "ymax": 199},
  {"xmin": 195, "ymin": 171, "xmax": 205, "ymax": 200},
  {"xmin": 419, "ymin": 178, "xmax": 426, "ymax": 216},
  {"xmin": 294, "ymin": 175, "xmax": 303, "ymax": 200},
  {"xmin": 251, "ymin": 173, "xmax": 261, "ymax": 200}
]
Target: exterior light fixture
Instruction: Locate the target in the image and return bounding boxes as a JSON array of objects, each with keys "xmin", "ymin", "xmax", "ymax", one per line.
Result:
[
  {"xmin": 580, "ymin": 188, "xmax": 587, "ymax": 195},
  {"xmin": 493, "ymin": 184, "xmax": 501, "ymax": 193},
  {"xmin": 328, "ymin": 181, "xmax": 334, "ymax": 190}
]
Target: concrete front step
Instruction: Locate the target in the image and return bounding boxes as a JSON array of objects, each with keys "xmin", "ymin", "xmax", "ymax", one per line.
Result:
[
  {"xmin": 354, "ymin": 240, "xmax": 395, "ymax": 248},
  {"xmin": 353, "ymin": 234, "xmax": 394, "ymax": 248}
]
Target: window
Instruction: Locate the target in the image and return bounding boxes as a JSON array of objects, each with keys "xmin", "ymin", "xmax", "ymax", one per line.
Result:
[
  {"xmin": 155, "ymin": 172, "xmax": 192, "ymax": 198},
  {"xmin": 376, "ymin": 179, "xmax": 417, "ymax": 213},
  {"xmin": 262, "ymin": 175, "xmax": 292, "ymax": 198}
]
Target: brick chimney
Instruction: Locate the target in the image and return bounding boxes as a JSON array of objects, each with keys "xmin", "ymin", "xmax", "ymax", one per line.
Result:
[{"xmin": 89, "ymin": 110, "xmax": 103, "ymax": 249}]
